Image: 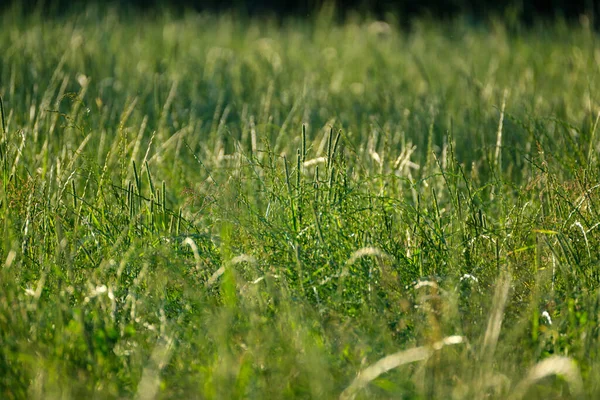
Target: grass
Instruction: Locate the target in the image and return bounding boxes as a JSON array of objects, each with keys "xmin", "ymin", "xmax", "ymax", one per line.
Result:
[{"xmin": 1, "ymin": 4, "xmax": 600, "ymax": 399}]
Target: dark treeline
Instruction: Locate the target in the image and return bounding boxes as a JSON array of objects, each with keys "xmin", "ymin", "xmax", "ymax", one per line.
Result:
[{"xmin": 2, "ymin": 0, "xmax": 598, "ymax": 23}]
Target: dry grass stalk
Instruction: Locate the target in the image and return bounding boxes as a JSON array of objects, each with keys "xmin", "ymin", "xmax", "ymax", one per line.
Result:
[
  {"xmin": 509, "ymin": 356, "xmax": 584, "ymax": 400},
  {"xmin": 481, "ymin": 270, "xmax": 511, "ymax": 361},
  {"xmin": 339, "ymin": 335, "xmax": 466, "ymax": 400}
]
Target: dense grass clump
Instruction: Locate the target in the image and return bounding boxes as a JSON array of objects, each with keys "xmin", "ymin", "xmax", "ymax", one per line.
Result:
[{"xmin": 1, "ymin": 6, "xmax": 600, "ymax": 399}]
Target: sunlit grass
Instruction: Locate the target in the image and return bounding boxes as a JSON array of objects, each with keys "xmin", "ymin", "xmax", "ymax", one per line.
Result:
[{"xmin": 1, "ymin": 5, "xmax": 600, "ymax": 399}]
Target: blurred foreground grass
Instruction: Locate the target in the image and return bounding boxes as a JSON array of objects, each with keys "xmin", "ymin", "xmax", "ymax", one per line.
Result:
[{"xmin": 1, "ymin": 5, "xmax": 600, "ymax": 399}]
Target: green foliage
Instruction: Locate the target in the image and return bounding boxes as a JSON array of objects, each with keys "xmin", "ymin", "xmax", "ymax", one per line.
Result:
[{"xmin": 0, "ymin": 5, "xmax": 600, "ymax": 399}]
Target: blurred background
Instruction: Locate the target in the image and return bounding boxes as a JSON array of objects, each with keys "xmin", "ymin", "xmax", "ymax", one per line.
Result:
[{"xmin": 2, "ymin": 0, "xmax": 598, "ymax": 24}]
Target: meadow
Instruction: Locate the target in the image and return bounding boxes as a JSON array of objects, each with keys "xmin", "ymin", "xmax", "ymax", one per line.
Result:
[{"xmin": 1, "ymin": 4, "xmax": 600, "ymax": 399}]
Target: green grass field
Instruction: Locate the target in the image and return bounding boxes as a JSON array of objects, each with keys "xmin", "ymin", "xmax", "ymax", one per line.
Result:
[{"xmin": 1, "ymin": 5, "xmax": 600, "ymax": 399}]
